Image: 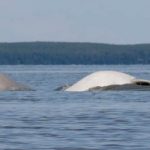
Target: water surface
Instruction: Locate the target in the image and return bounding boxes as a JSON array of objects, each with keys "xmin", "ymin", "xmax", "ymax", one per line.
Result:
[{"xmin": 0, "ymin": 65, "xmax": 150, "ymax": 150}]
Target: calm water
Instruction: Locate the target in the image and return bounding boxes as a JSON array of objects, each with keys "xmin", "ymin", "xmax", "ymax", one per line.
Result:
[{"xmin": 0, "ymin": 65, "xmax": 150, "ymax": 150}]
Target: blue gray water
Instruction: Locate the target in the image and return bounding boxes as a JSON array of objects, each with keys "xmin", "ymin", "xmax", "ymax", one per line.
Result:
[{"xmin": 0, "ymin": 65, "xmax": 150, "ymax": 150}]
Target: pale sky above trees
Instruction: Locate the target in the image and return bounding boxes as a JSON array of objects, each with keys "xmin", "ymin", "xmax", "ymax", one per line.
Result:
[{"xmin": 0, "ymin": 0, "xmax": 150, "ymax": 44}]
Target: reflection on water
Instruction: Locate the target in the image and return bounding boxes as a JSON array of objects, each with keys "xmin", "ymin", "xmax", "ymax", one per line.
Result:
[{"xmin": 0, "ymin": 65, "xmax": 149, "ymax": 150}]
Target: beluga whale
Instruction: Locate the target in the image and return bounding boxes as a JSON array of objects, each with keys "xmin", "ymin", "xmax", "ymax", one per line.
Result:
[
  {"xmin": 65, "ymin": 71, "xmax": 150, "ymax": 92},
  {"xmin": 0, "ymin": 73, "xmax": 31, "ymax": 91}
]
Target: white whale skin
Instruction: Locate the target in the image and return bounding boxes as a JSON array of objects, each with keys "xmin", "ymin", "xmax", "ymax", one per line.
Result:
[{"xmin": 65, "ymin": 71, "xmax": 150, "ymax": 92}]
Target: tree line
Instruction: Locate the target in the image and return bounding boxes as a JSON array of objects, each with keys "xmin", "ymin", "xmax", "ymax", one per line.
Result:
[{"xmin": 0, "ymin": 42, "xmax": 149, "ymax": 64}]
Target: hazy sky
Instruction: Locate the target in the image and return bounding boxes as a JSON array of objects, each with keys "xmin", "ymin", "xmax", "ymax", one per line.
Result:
[{"xmin": 0, "ymin": 0, "xmax": 150, "ymax": 44}]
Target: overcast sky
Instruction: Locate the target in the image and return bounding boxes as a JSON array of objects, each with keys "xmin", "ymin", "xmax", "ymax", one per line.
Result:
[{"xmin": 0, "ymin": 0, "xmax": 150, "ymax": 44}]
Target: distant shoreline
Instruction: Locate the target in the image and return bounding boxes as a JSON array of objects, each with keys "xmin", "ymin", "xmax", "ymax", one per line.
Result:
[{"xmin": 0, "ymin": 42, "xmax": 150, "ymax": 65}]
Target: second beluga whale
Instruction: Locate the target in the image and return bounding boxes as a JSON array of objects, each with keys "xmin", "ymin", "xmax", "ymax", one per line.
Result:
[{"xmin": 0, "ymin": 73, "xmax": 31, "ymax": 91}]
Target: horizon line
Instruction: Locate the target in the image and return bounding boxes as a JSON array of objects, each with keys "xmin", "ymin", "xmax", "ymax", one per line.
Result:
[{"xmin": 0, "ymin": 41, "xmax": 150, "ymax": 46}]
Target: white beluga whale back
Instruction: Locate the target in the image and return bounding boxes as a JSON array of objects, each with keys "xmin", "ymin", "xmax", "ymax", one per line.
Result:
[
  {"xmin": 65, "ymin": 71, "xmax": 150, "ymax": 92},
  {"xmin": 0, "ymin": 73, "xmax": 31, "ymax": 91}
]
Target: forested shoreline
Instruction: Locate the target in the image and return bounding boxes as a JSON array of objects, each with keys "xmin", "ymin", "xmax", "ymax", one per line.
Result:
[{"xmin": 0, "ymin": 42, "xmax": 150, "ymax": 64}]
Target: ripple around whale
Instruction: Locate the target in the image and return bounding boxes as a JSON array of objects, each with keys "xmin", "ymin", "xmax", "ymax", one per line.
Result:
[
  {"xmin": 0, "ymin": 73, "xmax": 31, "ymax": 91},
  {"xmin": 64, "ymin": 71, "xmax": 150, "ymax": 92}
]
